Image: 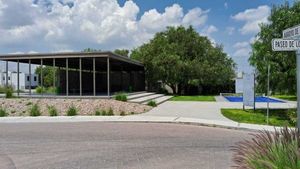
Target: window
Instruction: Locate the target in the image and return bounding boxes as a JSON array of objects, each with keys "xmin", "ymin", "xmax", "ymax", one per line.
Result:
[
  {"xmin": 34, "ymin": 76, "xmax": 37, "ymax": 82},
  {"xmin": 27, "ymin": 76, "xmax": 30, "ymax": 81},
  {"xmin": 8, "ymin": 77, "xmax": 10, "ymax": 80}
]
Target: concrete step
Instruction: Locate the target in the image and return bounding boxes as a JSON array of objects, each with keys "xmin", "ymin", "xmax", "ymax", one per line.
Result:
[
  {"xmin": 143, "ymin": 96, "xmax": 173, "ymax": 105},
  {"xmin": 129, "ymin": 94, "xmax": 164, "ymax": 103},
  {"xmin": 126, "ymin": 91, "xmax": 147, "ymax": 96},
  {"xmin": 127, "ymin": 92, "xmax": 156, "ymax": 100}
]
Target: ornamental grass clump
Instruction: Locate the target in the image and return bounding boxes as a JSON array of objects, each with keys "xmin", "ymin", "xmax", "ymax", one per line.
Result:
[
  {"xmin": 5, "ymin": 86, "xmax": 14, "ymax": 98},
  {"xmin": 107, "ymin": 108, "xmax": 114, "ymax": 116},
  {"xmin": 0, "ymin": 107, "xmax": 7, "ymax": 117},
  {"xmin": 232, "ymin": 127, "xmax": 300, "ymax": 169},
  {"xmin": 67, "ymin": 105, "xmax": 78, "ymax": 116},
  {"xmin": 48, "ymin": 105, "xmax": 58, "ymax": 116},
  {"xmin": 147, "ymin": 100, "xmax": 157, "ymax": 107},
  {"xmin": 115, "ymin": 92, "xmax": 127, "ymax": 102},
  {"xmin": 29, "ymin": 104, "xmax": 41, "ymax": 116}
]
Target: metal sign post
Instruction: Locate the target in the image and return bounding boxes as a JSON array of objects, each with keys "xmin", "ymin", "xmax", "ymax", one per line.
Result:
[
  {"xmin": 267, "ymin": 64, "xmax": 270, "ymax": 125},
  {"xmin": 297, "ymin": 50, "xmax": 300, "ymax": 129}
]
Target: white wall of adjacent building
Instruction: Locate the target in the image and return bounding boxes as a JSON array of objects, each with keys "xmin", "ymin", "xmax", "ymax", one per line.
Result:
[{"xmin": 0, "ymin": 71, "xmax": 39, "ymax": 90}]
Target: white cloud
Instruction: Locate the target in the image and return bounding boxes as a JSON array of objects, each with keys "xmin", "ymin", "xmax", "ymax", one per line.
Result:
[
  {"xmin": 182, "ymin": 8, "xmax": 209, "ymax": 28},
  {"xmin": 0, "ymin": 0, "xmax": 210, "ymax": 53},
  {"xmin": 232, "ymin": 5, "xmax": 270, "ymax": 34},
  {"xmin": 202, "ymin": 25, "xmax": 218, "ymax": 35},
  {"xmin": 226, "ymin": 27, "xmax": 235, "ymax": 35},
  {"xmin": 233, "ymin": 41, "xmax": 251, "ymax": 57},
  {"xmin": 224, "ymin": 2, "xmax": 228, "ymax": 9}
]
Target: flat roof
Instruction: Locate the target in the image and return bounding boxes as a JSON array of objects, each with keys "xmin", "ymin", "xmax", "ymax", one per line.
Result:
[{"xmin": 0, "ymin": 51, "xmax": 143, "ymax": 66}]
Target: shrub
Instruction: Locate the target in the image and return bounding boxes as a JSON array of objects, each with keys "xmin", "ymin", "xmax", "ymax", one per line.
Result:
[
  {"xmin": 0, "ymin": 86, "xmax": 6, "ymax": 93},
  {"xmin": 47, "ymin": 87, "xmax": 57, "ymax": 94},
  {"xmin": 147, "ymin": 100, "xmax": 157, "ymax": 107},
  {"xmin": 107, "ymin": 108, "xmax": 114, "ymax": 116},
  {"xmin": 95, "ymin": 109, "xmax": 101, "ymax": 116},
  {"xmin": 66, "ymin": 105, "xmax": 78, "ymax": 116},
  {"xmin": 287, "ymin": 110, "xmax": 297, "ymax": 126},
  {"xmin": 115, "ymin": 92, "xmax": 127, "ymax": 102},
  {"xmin": 101, "ymin": 110, "xmax": 107, "ymax": 116},
  {"xmin": 0, "ymin": 107, "xmax": 7, "ymax": 117},
  {"xmin": 48, "ymin": 105, "xmax": 58, "ymax": 116},
  {"xmin": 120, "ymin": 111, "xmax": 125, "ymax": 116},
  {"xmin": 29, "ymin": 104, "xmax": 41, "ymax": 116},
  {"xmin": 5, "ymin": 86, "xmax": 14, "ymax": 98},
  {"xmin": 36, "ymin": 86, "xmax": 45, "ymax": 94},
  {"xmin": 26, "ymin": 102, "xmax": 32, "ymax": 106},
  {"xmin": 232, "ymin": 127, "xmax": 300, "ymax": 169}
]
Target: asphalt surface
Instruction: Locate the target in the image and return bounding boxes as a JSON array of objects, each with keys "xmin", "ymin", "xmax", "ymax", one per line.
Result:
[{"xmin": 0, "ymin": 122, "xmax": 252, "ymax": 169}]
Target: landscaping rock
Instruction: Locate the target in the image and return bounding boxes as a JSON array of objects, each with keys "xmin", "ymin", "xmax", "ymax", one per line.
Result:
[{"xmin": 0, "ymin": 98, "xmax": 152, "ymax": 116}]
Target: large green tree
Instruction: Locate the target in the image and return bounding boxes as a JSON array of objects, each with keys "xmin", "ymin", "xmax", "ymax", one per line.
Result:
[
  {"xmin": 249, "ymin": 1, "xmax": 300, "ymax": 94},
  {"xmin": 35, "ymin": 66, "xmax": 57, "ymax": 88},
  {"xmin": 131, "ymin": 26, "xmax": 235, "ymax": 94}
]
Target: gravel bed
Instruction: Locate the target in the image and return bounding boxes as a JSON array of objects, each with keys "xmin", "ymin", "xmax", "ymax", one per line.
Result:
[{"xmin": 0, "ymin": 98, "xmax": 152, "ymax": 116}]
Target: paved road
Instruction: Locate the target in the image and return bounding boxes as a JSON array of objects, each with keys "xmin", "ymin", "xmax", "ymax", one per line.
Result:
[{"xmin": 0, "ymin": 122, "xmax": 251, "ymax": 169}]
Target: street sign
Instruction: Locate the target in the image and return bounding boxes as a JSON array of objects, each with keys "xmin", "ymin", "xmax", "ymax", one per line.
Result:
[
  {"xmin": 283, "ymin": 24, "xmax": 300, "ymax": 39},
  {"xmin": 272, "ymin": 39, "xmax": 300, "ymax": 51}
]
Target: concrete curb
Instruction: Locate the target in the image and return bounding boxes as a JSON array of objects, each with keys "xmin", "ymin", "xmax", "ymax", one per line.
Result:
[{"xmin": 0, "ymin": 115, "xmax": 290, "ymax": 132}]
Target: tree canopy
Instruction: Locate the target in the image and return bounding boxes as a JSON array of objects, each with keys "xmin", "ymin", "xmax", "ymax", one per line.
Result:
[
  {"xmin": 131, "ymin": 26, "xmax": 236, "ymax": 94},
  {"xmin": 35, "ymin": 66, "xmax": 57, "ymax": 88},
  {"xmin": 114, "ymin": 49, "xmax": 129, "ymax": 57},
  {"xmin": 249, "ymin": 1, "xmax": 300, "ymax": 94}
]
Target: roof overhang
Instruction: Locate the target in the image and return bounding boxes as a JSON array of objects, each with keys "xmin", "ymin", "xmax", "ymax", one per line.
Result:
[{"xmin": 0, "ymin": 51, "xmax": 143, "ymax": 67}]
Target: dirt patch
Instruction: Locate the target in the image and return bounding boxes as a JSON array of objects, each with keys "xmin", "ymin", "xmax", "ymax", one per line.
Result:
[{"xmin": 0, "ymin": 98, "xmax": 152, "ymax": 116}]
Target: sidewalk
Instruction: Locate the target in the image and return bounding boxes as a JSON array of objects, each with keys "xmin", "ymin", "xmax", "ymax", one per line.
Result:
[{"xmin": 0, "ymin": 115, "xmax": 285, "ymax": 132}]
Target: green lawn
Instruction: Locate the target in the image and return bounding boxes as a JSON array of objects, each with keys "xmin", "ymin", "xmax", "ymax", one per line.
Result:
[
  {"xmin": 272, "ymin": 95, "xmax": 297, "ymax": 101},
  {"xmin": 170, "ymin": 95, "xmax": 215, "ymax": 101},
  {"xmin": 221, "ymin": 109, "xmax": 296, "ymax": 127}
]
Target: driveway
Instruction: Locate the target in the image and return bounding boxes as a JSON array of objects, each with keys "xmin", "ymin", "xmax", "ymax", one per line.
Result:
[
  {"xmin": 141, "ymin": 101, "xmax": 297, "ymax": 122},
  {"xmin": 0, "ymin": 122, "xmax": 251, "ymax": 169}
]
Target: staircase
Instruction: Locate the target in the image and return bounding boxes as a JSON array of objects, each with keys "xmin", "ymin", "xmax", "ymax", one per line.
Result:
[{"xmin": 128, "ymin": 92, "xmax": 173, "ymax": 105}]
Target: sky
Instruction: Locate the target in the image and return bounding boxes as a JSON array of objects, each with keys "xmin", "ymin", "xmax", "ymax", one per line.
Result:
[{"xmin": 0, "ymin": 0, "xmax": 295, "ymax": 73}]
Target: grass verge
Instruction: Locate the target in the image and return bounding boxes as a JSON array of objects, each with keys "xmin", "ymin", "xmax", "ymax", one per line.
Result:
[
  {"xmin": 221, "ymin": 109, "xmax": 296, "ymax": 127},
  {"xmin": 170, "ymin": 95, "xmax": 215, "ymax": 101},
  {"xmin": 272, "ymin": 95, "xmax": 297, "ymax": 101}
]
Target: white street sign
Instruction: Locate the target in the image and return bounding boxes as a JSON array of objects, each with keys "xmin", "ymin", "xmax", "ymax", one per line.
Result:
[
  {"xmin": 272, "ymin": 39, "xmax": 300, "ymax": 51},
  {"xmin": 283, "ymin": 24, "xmax": 300, "ymax": 39}
]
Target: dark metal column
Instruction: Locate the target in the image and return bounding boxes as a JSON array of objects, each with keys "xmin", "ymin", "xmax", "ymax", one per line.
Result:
[
  {"xmin": 17, "ymin": 60, "xmax": 19, "ymax": 96},
  {"xmin": 41, "ymin": 59, "xmax": 43, "ymax": 95},
  {"xmin": 79, "ymin": 58, "xmax": 82, "ymax": 96},
  {"xmin": 107, "ymin": 57, "xmax": 110, "ymax": 96},
  {"xmin": 53, "ymin": 58, "xmax": 56, "ymax": 88},
  {"xmin": 5, "ymin": 61, "xmax": 8, "ymax": 87},
  {"xmin": 93, "ymin": 57, "xmax": 96, "ymax": 96},
  {"xmin": 66, "ymin": 58, "xmax": 69, "ymax": 96},
  {"xmin": 29, "ymin": 59, "xmax": 32, "ymax": 96}
]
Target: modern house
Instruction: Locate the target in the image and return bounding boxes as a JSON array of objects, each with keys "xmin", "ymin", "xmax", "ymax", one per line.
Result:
[
  {"xmin": 0, "ymin": 52, "xmax": 145, "ymax": 97},
  {"xmin": 0, "ymin": 71, "xmax": 39, "ymax": 90}
]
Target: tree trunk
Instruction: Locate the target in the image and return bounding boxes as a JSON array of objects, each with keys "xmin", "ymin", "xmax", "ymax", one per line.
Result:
[{"xmin": 170, "ymin": 85, "xmax": 177, "ymax": 94}]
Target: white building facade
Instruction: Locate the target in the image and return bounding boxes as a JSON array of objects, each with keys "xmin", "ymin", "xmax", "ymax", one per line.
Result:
[{"xmin": 0, "ymin": 71, "xmax": 39, "ymax": 90}]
